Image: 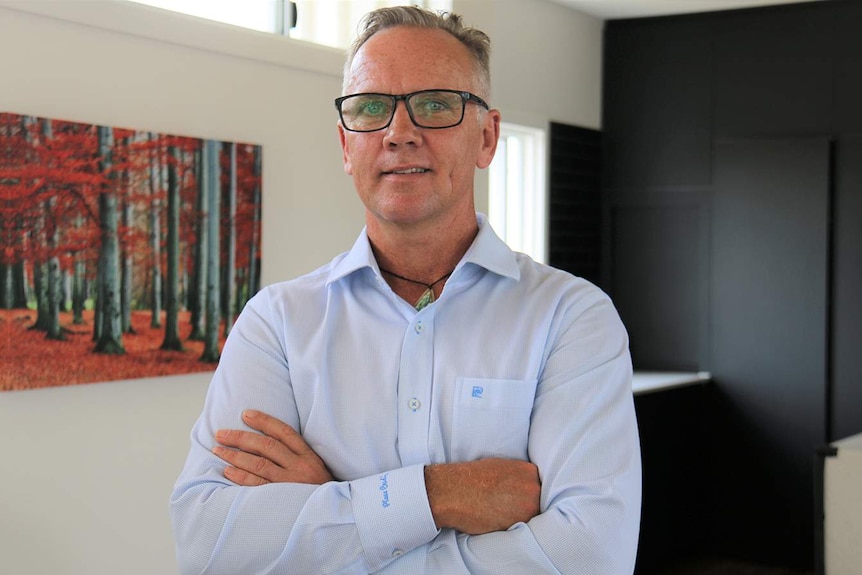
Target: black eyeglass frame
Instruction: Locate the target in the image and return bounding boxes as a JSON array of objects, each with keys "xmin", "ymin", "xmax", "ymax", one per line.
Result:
[{"xmin": 334, "ymin": 89, "xmax": 490, "ymax": 133}]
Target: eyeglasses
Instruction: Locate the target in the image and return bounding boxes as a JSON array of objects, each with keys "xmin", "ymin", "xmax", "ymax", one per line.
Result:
[{"xmin": 335, "ymin": 89, "xmax": 490, "ymax": 133}]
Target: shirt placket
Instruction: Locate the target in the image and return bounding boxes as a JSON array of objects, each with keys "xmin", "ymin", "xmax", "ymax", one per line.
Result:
[{"xmin": 396, "ymin": 307, "xmax": 434, "ymax": 467}]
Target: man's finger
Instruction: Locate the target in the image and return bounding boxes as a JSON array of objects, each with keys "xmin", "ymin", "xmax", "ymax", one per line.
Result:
[
  {"xmin": 213, "ymin": 445, "xmax": 283, "ymax": 481},
  {"xmin": 241, "ymin": 410, "xmax": 313, "ymax": 455},
  {"xmin": 223, "ymin": 464, "xmax": 268, "ymax": 486},
  {"xmin": 214, "ymin": 428, "xmax": 292, "ymax": 466}
]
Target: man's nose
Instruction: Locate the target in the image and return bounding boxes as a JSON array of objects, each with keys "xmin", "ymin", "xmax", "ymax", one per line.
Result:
[{"xmin": 383, "ymin": 101, "xmax": 421, "ymax": 146}]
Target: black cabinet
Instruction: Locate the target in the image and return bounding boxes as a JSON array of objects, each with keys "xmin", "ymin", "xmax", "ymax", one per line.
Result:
[
  {"xmin": 602, "ymin": 0, "xmax": 862, "ymax": 570},
  {"xmin": 712, "ymin": 5, "xmax": 833, "ymax": 138},
  {"xmin": 603, "ymin": 17, "xmax": 712, "ymax": 189},
  {"xmin": 710, "ymin": 137, "xmax": 829, "ymax": 566},
  {"xmin": 611, "ymin": 192, "xmax": 709, "ymax": 371},
  {"xmin": 634, "ymin": 384, "xmax": 708, "ymax": 573},
  {"xmin": 833, "ymin": 2, "xmax": 862, "ymax": 133},
  {"xmin": 833, "ymin": 136, "xmax": 862, "ymax": 441}
]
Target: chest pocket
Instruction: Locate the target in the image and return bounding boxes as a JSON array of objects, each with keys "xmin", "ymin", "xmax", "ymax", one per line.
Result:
[{"xmin": 450, "ymin": 377, "xmax": 538, "ymax": 462}]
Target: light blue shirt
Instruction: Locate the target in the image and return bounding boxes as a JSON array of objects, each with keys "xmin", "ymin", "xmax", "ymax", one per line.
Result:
[{"xmin": 171, "ymin": 215, "xmax": 641, "ymax": 574}]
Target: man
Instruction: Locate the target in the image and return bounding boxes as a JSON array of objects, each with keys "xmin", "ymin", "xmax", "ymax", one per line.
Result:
[{"xmin": 171, "ymin": 6, "xmax": 640, "ymax": 574}]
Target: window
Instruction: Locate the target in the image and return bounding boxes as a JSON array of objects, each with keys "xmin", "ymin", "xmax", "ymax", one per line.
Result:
[
  {"xmin": 489, "ymin": 123, "xmax": 547, "ymax": 264},
  {"xmin": 129, "ymin": 0, "xmax": 452, "ymax": 49},
  {"xmin": 129, "ymin": 0, "xmax": 284, "ymax": 33},
  {"xmin": 290, "ymin": 0, "xmax": 451, "ymax": 49}
]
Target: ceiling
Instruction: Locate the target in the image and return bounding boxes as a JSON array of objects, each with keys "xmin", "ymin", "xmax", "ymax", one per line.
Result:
[{"xmin": 551, "ymin": 0, "xmax": 821, "ymax": 20}]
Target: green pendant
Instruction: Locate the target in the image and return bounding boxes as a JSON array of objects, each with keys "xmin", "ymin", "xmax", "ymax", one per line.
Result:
[{"xmin": 414, "ymin": 288, "xmax": 434, "ymax": 310}]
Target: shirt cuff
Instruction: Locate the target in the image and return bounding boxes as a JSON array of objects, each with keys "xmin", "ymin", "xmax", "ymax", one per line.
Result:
[{"xmin": 351, "ymin": 463, "xmax": 439, "ymax": 571}]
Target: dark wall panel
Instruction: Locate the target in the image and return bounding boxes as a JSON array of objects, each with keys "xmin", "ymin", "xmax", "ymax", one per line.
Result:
[
  {"xmin": 549, "ymin": 123, "xmax": 603, "ymax": 287},
  {"xmin": 710, "ymin": 138, "xmax": 829, "ymax": 567},
  {"xmin": 634, "ymin": 385, "xmax": 708, "ymax": 574},
  {"xmin": 603, "ymin": 17, "xmax": 712, "ymax": 188},
  {"xmin": 713, "ymin": 4, "xmax": 833, "ymax": 137},
  {"xmin": 833, "ymin": 135, "xmax": 862, "ymax": 441},
  {"xmin": 611, "ymin": 196, "xmax": 708, "ymax": 370},
  {"xmin": 833, "ymin": 2, "xmax": 862, "ymax": 133}
]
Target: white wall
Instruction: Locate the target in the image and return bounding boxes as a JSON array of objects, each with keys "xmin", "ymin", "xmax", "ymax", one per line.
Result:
[
  {"xmin": 825, "ymin": 432, "xmax": 862, "ymax": 575},
  {"xmin": 0, "ymin": 1, "xmax": 602, "ymax": 574},
  {"xmin": 458, "ymin": 0, "xmax": 603, "ymax": 129}
]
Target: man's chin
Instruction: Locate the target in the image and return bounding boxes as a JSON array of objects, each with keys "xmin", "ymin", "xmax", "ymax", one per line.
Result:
[{"xmin": 368, "ymin": 202, "xmax": 439, "ymax": 228}]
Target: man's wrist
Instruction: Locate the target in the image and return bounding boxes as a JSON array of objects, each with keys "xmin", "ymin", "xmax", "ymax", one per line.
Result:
[{"xmin": 424, "ymin": 462, "xmax": 460, "ymax": 531}]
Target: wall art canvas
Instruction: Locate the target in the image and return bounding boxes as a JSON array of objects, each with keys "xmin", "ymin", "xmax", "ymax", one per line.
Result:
[{"xmin": 1, "ymin": 112, "xmax": 262, "ymax": 391}]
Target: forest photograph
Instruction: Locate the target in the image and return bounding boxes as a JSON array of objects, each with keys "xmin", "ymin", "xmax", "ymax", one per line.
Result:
[{"xmin": 1, "ymin": 112, "xmax": 262, "ymax": 391}]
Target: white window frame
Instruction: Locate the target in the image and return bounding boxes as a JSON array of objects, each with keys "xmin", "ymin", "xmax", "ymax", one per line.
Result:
[
  {"xmin": 290, "ymin": 0, "xmax": 451, "ymax": 49},
  {"xmin": 128, "ymin": 0, "xmax": 285, "ymax": 33},
  {"xmin": 129, "ymin": 0, "xmax": 452, "ymax": 49},
  {"xmin": 489, "ymin": 123, "xmax": 547, "ymax": 264}
]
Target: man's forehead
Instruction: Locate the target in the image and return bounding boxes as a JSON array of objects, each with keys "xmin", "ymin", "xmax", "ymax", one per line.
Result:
[{"xmin": 345, "ymin": 26, "xmax": 474, "ymax": 91}]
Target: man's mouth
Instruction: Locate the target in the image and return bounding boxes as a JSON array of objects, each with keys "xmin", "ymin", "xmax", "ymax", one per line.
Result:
[{"xmin": 385, "ymin": 168, "xmax": 429, "ymax": 175}]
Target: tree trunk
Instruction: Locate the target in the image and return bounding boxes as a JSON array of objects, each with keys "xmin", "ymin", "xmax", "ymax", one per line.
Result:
[
  {"xmin": 200, "ymin": 139, "xmax": 221, "ymax": 363},
  {"xmin": 72, "ymin": 214, "xmax": 86, "ymax": 325},
  {"xmin": 1, "ymin": 264, "xmax": 11, "ymax": 309},
  {"xmin": 45, "ymin": 199, "xmax": 64, "ymax": 341},
  {"xmin": 94, "ymin": 126, "xmax": 124, "ymax": 355},
  {"xmin": 0, "ymin": 261, "xmax": 23, "ymax": 309},
  {"xmin": 149, "ymin": 133, "xmax": 163, "ymax": 328},
  {"xmin": 30, "ymin": 238, "xmax": 50, "ymax": 331},
  {"xmin": 121, "ymin": 167, "xmax": 135, "ymax": 334},
  {"xmin": 161, "ymin": 144, "xmax": 183, "ymax": 351},
  {"xmin": 41, "ymin": 119, "xmax": 64, "ymax": 340},
  {"xmin": 247, "ymin": 146, "xmax": 261, "ymax": 304},
  {"xmin": 13, "ymin": 260, "xmax": 28, "ymax": 309},
  {"xmin": 188, "ymin": 143, "xmax": 206, "ymax": 341},
  {"xmin": 224, "ymin": 142, "xmax": 237, "ymax": 338},
  {"xmin": 234, "ymin": 266, "xmax": 246, "ymax": 320}
]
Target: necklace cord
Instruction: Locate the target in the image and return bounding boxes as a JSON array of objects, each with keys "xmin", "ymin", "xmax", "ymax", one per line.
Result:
[
  {"xmin": 379, "ymin": 268, "xmax": 453, "ymax": 289},
  {"xmin": 379, "ymin": 267, "xmax": 454, "ymax": 311}
]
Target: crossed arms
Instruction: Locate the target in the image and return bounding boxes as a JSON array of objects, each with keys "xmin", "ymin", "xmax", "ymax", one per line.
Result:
[{"xmin": 213, "ymin": 409, "xmax": 541, "ymax": 535}]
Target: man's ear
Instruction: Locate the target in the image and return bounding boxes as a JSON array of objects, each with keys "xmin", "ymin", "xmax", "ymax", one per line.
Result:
[
  {"xmin": 338, "ymin": 123, "xmax": 353, "ymax": 175},
  {"xmin": 476, "ymin": 109, "xmax": 501, "ymax": 170}
]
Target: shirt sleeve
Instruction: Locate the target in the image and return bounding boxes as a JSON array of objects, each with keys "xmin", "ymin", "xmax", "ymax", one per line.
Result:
[
  {"xmin": 169, "ymin": 289, "xmax": 439, "ymax": 575},
  {"xmin": 443, "ymin": 287, "xmax": 642, "ymax": 575}
]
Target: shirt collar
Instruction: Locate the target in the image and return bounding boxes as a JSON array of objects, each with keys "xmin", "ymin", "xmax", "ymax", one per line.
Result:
[
  {"xmin": 326, "ymin": 213, "xmax": 521, "ymax": 287},
  {"xmin": 326, "ymin": 229, "xmax": 378, "ymax": 286},
  {"xmin": 459, "ymin": 213, "xmax": 521, "ymax": 281}
]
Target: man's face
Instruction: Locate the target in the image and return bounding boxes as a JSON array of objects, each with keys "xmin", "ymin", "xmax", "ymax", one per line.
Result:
[{"xmin": 338, "ymin": 26, "xmax": 500, "ymax": 230}]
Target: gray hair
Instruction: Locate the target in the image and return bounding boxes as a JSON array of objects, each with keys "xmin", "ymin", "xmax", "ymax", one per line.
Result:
[{"xmin": 343, "ymin": 6, "xmax": 491, "ymax": 99}]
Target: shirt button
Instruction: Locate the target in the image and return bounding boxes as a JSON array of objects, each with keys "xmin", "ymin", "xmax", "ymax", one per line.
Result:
[
  {"xmin": 414, "ymin": 321, "xmax": 423, "ymax": 334},
  {"xmin": 392, "ymin": 549, "xmax": 404, "ymax": 558},
  {"xmin": 408, "ymin": 398, "xmax": 421, "ymax": 411}
]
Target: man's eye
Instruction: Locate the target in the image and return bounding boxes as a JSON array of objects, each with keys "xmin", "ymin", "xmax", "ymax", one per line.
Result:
[
  {"xmin": 415, "ymin": 99, "xmax": 450, "ymax": 114},
  {"xmin": 359, "ymin": 100, "xmax": 389, "ymax": 116}
]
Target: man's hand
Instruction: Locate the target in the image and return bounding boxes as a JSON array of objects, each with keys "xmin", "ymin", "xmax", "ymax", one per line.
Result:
[
  {"xmin": 424, "ymin": 458, "xmax": 541, "ymax": 535},
  {"xmin": 213, "ymin": 410, "xmax": 333, "ymax": 486}
]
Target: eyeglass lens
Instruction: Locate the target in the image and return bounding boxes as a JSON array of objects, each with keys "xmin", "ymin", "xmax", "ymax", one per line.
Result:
[{"xmin": 340, "ymin": 91, "xmax": 466, "ymax": 132}]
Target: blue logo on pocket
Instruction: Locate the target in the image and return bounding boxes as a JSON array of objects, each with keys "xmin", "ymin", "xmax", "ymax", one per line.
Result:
[{"xmin": 471, "ymin": 386, "xmax": 484, "ymax": 398}]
